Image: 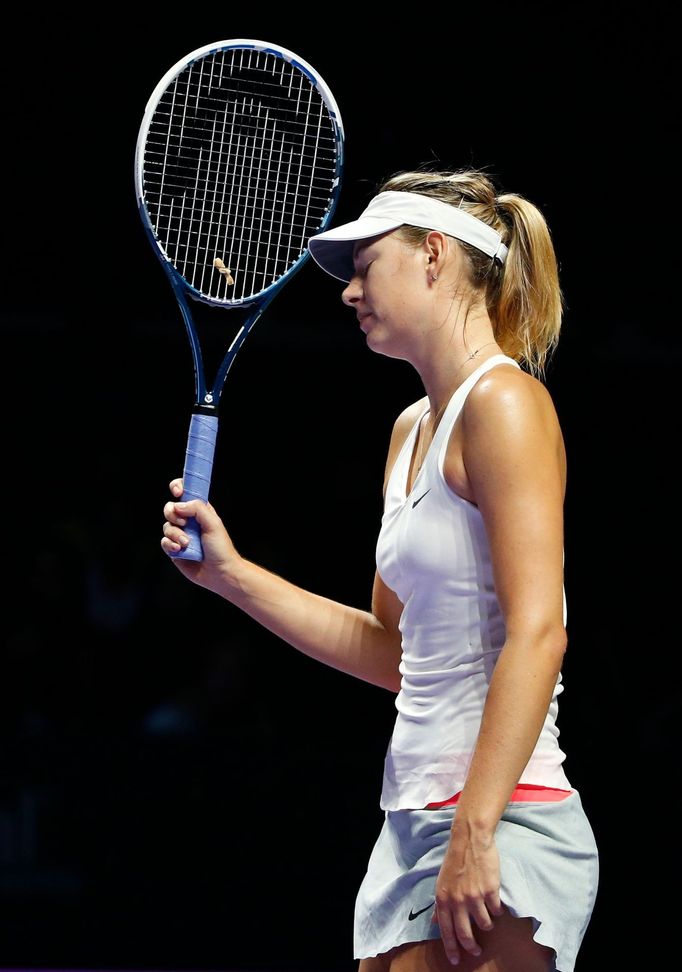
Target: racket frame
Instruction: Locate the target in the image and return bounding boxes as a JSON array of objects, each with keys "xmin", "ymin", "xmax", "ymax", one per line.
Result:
[
  {"xmin": 134, "ymin": 38, "xmax": 344, "ymax": 559},
  {"xmin": 134, "ymin": 37, "xmax": 344, "ymax": 407}
]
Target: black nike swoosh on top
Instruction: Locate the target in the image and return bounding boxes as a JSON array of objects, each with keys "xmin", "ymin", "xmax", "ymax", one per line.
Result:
[
  {"xmin": 408, "ymin": 902, "xmax": 434, "ymax": 920},
  {"xmin": 412, "ymin": 489, "xmax": 431, "ymax": 508}
]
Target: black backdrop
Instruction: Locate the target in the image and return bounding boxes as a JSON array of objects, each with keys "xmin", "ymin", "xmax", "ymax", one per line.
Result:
[{"xmin": 1, "ymin": 9, "xmax": 678, "ymax": 970}]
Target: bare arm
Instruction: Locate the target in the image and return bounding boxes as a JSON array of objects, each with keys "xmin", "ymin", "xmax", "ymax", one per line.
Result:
[
  {"xmin": 454, "ymin": 368, "xmax": 567, "ymax": 826},
  {"xmin": 162, "ymin": 493, "xmax": 401, "ymax": 691},
  {"xmin": 435, "ymin": 368, "xmax": 568, "ymax": 961},
  {"xmin": 161, "ymin": 403, "xmax": 421, "ymax": 692}
]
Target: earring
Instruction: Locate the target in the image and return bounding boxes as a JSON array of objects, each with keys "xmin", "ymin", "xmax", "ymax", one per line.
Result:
[{"xmin": 431, "ymin": 273, "xmax": 438, "ymax": 282}]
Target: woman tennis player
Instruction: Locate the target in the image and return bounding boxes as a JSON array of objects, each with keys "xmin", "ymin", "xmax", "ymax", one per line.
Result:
[{"xmin": 161, "ymin": 168, "xmax": 599, "ymax": 971}]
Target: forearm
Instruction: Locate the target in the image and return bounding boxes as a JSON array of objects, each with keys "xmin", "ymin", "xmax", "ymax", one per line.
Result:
[
  {"xmin": 453, "ymin": 629, "xmax": 566, "ymax": 835},
  {"xmin": 217, "ymin": 558, "xmax": 402, "ymax": 691}
]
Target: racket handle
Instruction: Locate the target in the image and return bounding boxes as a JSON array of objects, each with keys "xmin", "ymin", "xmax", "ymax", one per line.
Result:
[{"xmin": 172, "ymin": 412, "xmax": 219, "ymax": 562}]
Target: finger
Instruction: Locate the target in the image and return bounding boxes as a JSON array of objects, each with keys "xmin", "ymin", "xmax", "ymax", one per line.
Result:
[
  {"xmin": 161, "ymin": 535, "xmax": 186, "ymax": 555},
  {"xmin": 470, "ymin": 900, "xmax": 494, "ymax": 932},
  {"xmin": 163, "ymin": 522, "xmax": 190, "ymax": 548},
  {"xmin": 175, "ymin": 499, "xmax": 217, "ymax": 531},
  {"xmin": 163, "ymin": 501, "xmax": 187, "ymax": 527},
  {"xmin": 485, "ymin": 890, "xmax": 504, "ymax": 918},
  {"xmin": 452, "ymin": 908, "xmax": 482, "ymax": 958},
  {"xmin": 435, "ymin": 906, "xmax": 461, "ymax": 966},
  {"xmin": 169, "ymin": 478, "xmax": 184, "ymax": 496}
]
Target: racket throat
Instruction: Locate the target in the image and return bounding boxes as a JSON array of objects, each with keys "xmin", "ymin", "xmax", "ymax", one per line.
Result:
[{"xmin": 192, "ymin": 402, "xmax": 219, "ymax": 417}]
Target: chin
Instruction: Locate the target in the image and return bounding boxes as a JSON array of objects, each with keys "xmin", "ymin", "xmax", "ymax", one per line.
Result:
[
  {"xmin": 365, "ymin": 330, "xmax": 409, "ymax": 362},
  {"xmin": 364, "ymin": 322, "xmax": 404, "ymax": 358}
]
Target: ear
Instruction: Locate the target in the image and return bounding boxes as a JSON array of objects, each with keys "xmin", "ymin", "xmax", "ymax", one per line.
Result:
[{"xmin": 423, "ymin": 231, "xmax": 449, "ymax": 278}]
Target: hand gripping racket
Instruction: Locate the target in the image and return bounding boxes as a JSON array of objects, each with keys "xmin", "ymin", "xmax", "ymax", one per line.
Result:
[{"xmin": 134, "ymin": 39, "xmax": 344, "ymax": 560}]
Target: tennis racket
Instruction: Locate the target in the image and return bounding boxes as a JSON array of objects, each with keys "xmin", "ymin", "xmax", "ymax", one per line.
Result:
[{"xmin": 134, "ymin": 38, "xmax": 344, "ymax": 560}]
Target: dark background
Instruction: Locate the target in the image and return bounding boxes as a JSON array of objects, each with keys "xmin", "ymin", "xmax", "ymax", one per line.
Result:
[{"xmin": 1, "ymin": 9, "xmax": 678, "ymax": 970}]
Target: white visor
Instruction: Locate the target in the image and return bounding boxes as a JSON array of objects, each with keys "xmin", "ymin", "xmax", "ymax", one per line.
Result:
[{"xmin": 308, "ymin": 190, "xmax": 508, "ymax": 282}]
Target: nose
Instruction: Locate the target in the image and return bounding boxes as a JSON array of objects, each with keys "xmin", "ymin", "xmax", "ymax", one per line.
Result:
[{"xmin": 342, "ymin": 275, "xmax": 362, "ymax": 307}]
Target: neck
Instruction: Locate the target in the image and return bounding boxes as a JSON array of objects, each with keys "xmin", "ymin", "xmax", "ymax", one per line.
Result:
[
  {"xmin": 417, "ymin": 330, "xmax": 500, "ymax": 424},
  {"xmin": 411, "ymin": 335, "xmax": 501, "ymax": 481}
]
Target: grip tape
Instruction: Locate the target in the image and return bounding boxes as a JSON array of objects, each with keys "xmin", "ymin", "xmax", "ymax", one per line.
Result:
[{"xmin": 171, "ymin": 413, "xmax": 218, "ymax": 562}]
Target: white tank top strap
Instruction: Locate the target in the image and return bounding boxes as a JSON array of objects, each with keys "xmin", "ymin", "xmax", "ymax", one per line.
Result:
[
  {"xmin": 386, "ymin": 401, "xmax": 431, "ymax": 505},
  {"xmin": 386, "ymin": 354, "xmax": 520, "ymax": 507},
  {"xmin": 431, "ymin": 354, "xmax": 521, "ymax": 462}
]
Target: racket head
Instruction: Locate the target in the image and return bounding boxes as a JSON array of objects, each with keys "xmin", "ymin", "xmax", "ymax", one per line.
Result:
[{"xmin": 134, "ymin": 38, "xmax": 344, "ymax": 309}]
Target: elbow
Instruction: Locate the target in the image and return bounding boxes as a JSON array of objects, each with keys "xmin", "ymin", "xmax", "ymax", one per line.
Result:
[
  {"xmin": 540, "ymin": 622, "xmax": 567, "ymax": 669},
  {"xmin": 379, "ymin": 661, "xmax": 403, "ymax": 695},
  {"xmin": 366, "ymin": 667, "xmax": 401, "ymax": 695},
  {"xmin": 506, "ymin": 618, "xmax": 567, "ymax": 669},
  {"xmin": 385, "ymin": 673, "xmax": 402, "ymax": 694}
]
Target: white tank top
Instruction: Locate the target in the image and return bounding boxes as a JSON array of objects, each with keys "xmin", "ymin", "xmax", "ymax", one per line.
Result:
[{"xmin": 376, "ymin": 355, "xmax": 571, "ymax": 810}]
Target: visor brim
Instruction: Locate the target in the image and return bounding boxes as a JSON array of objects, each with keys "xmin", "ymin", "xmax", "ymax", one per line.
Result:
[{"xmin": 308, "ymin": 217, "xmax": 402, "ymax": 282}]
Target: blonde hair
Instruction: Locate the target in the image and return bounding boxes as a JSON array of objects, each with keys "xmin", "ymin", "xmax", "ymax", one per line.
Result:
[{"xmin": 377, "ymin": 169, "xmax": 563, "ymax": 376}]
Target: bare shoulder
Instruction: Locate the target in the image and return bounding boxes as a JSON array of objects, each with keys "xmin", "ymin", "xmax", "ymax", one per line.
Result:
[
  {"xmin": 456, "ymin": 363, "xmax": 566, "ymax": 502},
  {"xmin": 391, "ymin": 396, "xmax": 429, "ymax": 441},
  {"xmin": 462, "ymin": 363, "xmax": 562, "ymax": 438}
]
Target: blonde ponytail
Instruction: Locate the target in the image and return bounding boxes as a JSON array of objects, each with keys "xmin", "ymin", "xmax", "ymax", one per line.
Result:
[{"xmin": 494, "ymin": 193, "xmax": 563, "ymax": 375}]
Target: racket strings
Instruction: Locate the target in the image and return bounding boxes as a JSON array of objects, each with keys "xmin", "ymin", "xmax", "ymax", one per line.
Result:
[{"xmin": 142, "ymin": 46, "xmax": 340, "ymax": 303}]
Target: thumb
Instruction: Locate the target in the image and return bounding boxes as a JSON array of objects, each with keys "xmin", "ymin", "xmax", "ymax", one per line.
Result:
[
  {"xmin": 175, "ymin": 499, "xmax": 229, "ymax": 544},
  {"xmin": 175, "ymin": 498, "xmax": 215, "ymax": 525}
]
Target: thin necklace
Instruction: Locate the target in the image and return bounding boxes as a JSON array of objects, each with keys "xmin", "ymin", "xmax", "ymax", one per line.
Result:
[{"xmin": 413, "ymin": 342, "xmax": 498, "ymax": 480}]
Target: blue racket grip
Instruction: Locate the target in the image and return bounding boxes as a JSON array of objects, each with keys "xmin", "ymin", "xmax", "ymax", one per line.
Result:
[{"xmin": 172, "ymin": 412, "xmax": 219, "ymax": 562}]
